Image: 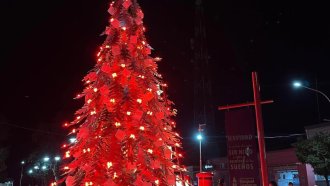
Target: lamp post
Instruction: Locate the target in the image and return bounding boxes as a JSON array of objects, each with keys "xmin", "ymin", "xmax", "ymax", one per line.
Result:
[
  {"xmin": 19, "ymin": 161, "xmax": 25, "ymax": 186},
  {"xmin": 293, "ymin": 81, "xmax": 330, "ymax": 102},
  {"xmin": 197, "ymin": 133, "xmax": 202, "ymax": 173},
  {"xmin": 53, "ymin": 156, "xmax": 61, "ymax": 182},
  {"xmin": 197, "ymin": 124, "xmax": 206, "ymax": 173},
  {"xmin": 43, "ymin": 155, "xmax": 61, "ymax": 183}
]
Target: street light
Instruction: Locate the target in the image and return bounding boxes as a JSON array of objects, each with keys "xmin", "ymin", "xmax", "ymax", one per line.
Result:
[
  {"xmin": 25, "ymin": 155, "xmax": 62, "ymax": 184},
  {"xmin": 293, "ymin": 81, "xmax": 302, "ymax": 88},
  {"xmin": 292, "ymin": 81, "xmax": 330, "ymax": 102},
  {"xmin": 54, "ymin": 156, "xmax": 61, "ymax": 161},
  {"xmin": 53, "ymin": 156, "xmax": 61, "ymax": 182},
  {"xmin": 20, "ymin": 161, "xmax": 25, "ymax": 186},
  {"xmin": 43, "ymin": 156, "xmax": 50, "ymax": 162},
  {"xmin": 197, "ymin": 124, "xmax": 206, "ymax": 173}
]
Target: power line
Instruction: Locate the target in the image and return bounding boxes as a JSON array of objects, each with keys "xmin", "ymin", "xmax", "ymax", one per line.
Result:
[
  {"xmin": 0, "ymin": 122, "xmax": 65, "ymax": 136},
  {"xmin": 182, "ymin": 133, "xmax": 305, "ymax": 140},
  {"xmin": 264, "ymin": 133, "xmax": 305, "ymax": 139}
]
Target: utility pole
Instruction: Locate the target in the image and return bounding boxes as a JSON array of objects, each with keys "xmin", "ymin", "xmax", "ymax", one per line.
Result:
[{"xmin": 252, "ymin": 72, "xmax": 269, "ymax": 186}]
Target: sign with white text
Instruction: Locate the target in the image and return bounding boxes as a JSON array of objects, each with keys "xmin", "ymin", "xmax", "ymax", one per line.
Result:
[{"xmin": 225, "ymin": 108, "xmax": 260, "ymax": 186}]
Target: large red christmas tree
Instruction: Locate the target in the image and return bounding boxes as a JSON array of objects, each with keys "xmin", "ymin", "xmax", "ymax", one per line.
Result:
[{"xmin": 62, "ymin": 0, "xmax": 184, "ymax": 185}]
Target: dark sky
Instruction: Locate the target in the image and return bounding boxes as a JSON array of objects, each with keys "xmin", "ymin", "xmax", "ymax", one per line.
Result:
[{"xmin": 1, "ymin": 0, "xmax": 330, "ymax": 182}]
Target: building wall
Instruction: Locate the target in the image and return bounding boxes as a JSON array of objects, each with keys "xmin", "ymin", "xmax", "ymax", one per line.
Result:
[
  {"xmin": 267, "ymin": 148, "xmax": 299, "ymax": 165},
  {"xmin": 305, "ymin": 122, "xmax": 330, "ymax": 138},
  {"xmin": 267, "ymin": 148, "xmax": 315, "ymax": 186},
  {"xmin": 206, "ymin": 148, "xmax": 316, "ymax": 186}
]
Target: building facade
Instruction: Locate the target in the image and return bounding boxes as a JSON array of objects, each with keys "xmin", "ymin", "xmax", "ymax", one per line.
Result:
[
  {"xmin": 202, "ymin": 148, "xmax": 316, "ymax": 186},
  {"xmin": 305, "ymin": 121, "xmax": 330, "ymax": 138}
]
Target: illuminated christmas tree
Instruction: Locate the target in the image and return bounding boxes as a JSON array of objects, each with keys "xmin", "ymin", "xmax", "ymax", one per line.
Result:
[{"xmin": 61, "ymin": 0, "xmax": 184, "ymax": 185}]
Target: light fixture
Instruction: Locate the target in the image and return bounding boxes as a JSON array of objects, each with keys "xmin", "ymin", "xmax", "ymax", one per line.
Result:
[
  {"xmin": 43, "ymin": 156, "xmax": 50, "ymax": 162},
  {"xmin": 293, "ymin": 81, "xmax": 302, "ymax": 88},
  {"xmin": 197, "ymin": 134, "xmax": 202, "ymax": 140},
  {"xmin": 54, "ymin": 156, "xmax": 61, "ymax": 161}
]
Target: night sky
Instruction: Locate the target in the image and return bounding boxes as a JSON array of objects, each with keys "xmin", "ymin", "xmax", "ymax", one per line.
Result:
[{"xmin": 1, "ymin": 0, "xmax": 330, "ymax": 182}]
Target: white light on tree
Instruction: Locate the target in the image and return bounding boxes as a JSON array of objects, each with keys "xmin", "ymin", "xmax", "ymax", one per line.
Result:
[
  {"xmin": 42, "ymin": 165, "xmax": 47, "ymax": 170},
  {"xmin": 28, "ymin": 169, "xmax": 33, "ymax": 174},
  {"xmin": 34, "ymin": 166, "xmax": 39, "ymax": 170},
  {"xmin": 21, "ymin": 161, "xmax": 25, "ymax": 165},
  {"xmin": 69, "ymin": 137, "xmax": 77, "ymax": 143}
]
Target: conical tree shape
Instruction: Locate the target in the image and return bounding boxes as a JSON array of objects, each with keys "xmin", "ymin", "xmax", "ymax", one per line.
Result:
[{"xmin": 62, "ymin": 0, "xmax": 184, "ymax": 185}]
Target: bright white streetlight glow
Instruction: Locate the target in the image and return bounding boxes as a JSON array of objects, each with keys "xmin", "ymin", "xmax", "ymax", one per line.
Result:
[
  {"xmin": 28, "ymin": 169, "xmax": 33, "ymax": 174},
  {"xmin": 197, "ymin": 134, "xmax": 202, "ymax": 140},
  {"xmin": 42, "ymin": 165, "xmax": 47, "ymax": 170},
  {"xmin": 34, "ymin": 166, "xmax": 39, "ymax": 170},
  {"xmin": 293, "ymin": 81, "xmax": 302, "ymax": 88},
  {"xmin": 69, "ymin": 137, "xmax": 77, "ymax": 143},
  {"xmin": 21, "ymin": 161, "xmax": 25, "ymax": 165},
  {"xmin": 292, "ymin": 80, "xmax": 330, "ymax": 103},
  {"xmin": 43, "ymin": 156, "xmax": 50, "ymax": 162},
  {"xmin": 54, "ymin": 156, "xmax": 61, "ymax": 161}
]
